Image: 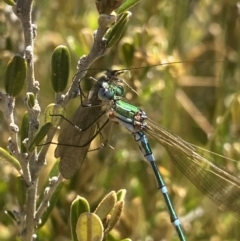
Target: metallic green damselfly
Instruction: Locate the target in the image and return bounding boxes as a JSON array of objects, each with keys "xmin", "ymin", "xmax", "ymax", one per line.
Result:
[
  {"xmin": 96, "ymin": 77, "xmax": 240, "ymax": 241},
  {"xmin": 54, "ymin": 67, "xmax": 240, "ymax": 240}
]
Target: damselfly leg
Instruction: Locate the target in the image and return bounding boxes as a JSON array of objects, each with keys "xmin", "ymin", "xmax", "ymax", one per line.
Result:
[
  {"xmin": 51, "ymin": 70, "xmax": 127, "ymax": 178},
  {"xmin": 94, "ymin": 76, "xmax": 240, "ymax": 241}
]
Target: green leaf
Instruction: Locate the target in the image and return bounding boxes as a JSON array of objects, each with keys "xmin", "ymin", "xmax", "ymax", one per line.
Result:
[
  {"xmin": 3, "ymin": 0, "xmax": 16, "ymax": 6},
  {"xmin": 121, "ymin": 41, "xmax": 135, "ymax": 67},
  {"xmin": 70, "ymin": 196, "xmax": 90, "ymax": 241},
  {"xmin": 5, "ymin": 210, "xmax": 17, "ymax": 222},
  {"xmin": 28, "ymin": 122, "xmax": 52, "ymax": 152},
  {"xmin": 116, "ymin": 189, "xmax": 126, "ymax": 201},
  {"xmin": 25, "ymin": 92, "xmax": 35, "ymax": 109},
  {"xmin": 0, "ymin": 147, "xmax": 21, "ymax": 171},
  {"xmin": 76, "ymin": 213, "xmax": 103, "ymax": 241},
  {"xmin": 38, "ymin": 161, "xmax": 63, "ymax": 228},
  {"xmin": 44, "ymin": 103, "xmax": 66, "ymax": 127},
  {"xmin": 105, "ymin": 200, "xmax": 124, "ymax": 233},
  {"xmin": 51, "ymin": 45, "xmax": 70, "ymax": 93},
  {"xmin": 15, "ymin": 176, "xmax": 26, "ymax": 206},
  {"xmin": 231, "ymin": 94, "xmax": 240, "ymax": 131},
  {"xmin": 4, "ymin": 54, "xmax": 26, "ymax": 97},
  {"xmin": 94, "ymin": 191, "xmax": 116, "ymax": 220},
  {"xmin": 95, "ymin": 0, "xmax": 124, "ymax": 15},
  {"xmin": 105, "ymin": 11, "xmax": 132, "ymax": 48},
  {"xmin": 115, "ymin": 0, "xmax": 140, "ymax": 14}
]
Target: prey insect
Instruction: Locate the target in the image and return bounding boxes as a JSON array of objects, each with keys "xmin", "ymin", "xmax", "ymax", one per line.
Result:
[
  {"xmin": 54, "ymin": 69, "xmax": 130, "ymax": 178},
  {"xmin": 54, "ymin": 60, "xmax": 223, "ymax": 179}
]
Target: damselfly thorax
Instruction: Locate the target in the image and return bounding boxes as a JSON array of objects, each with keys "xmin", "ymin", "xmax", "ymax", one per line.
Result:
[{"xmin": 45, "ymin": 59, "xmax": 240, "ymax": 241}]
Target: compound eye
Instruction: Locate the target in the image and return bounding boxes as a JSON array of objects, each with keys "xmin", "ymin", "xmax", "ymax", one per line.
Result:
[
  {"xmin": 98, "ymin": 88, "xmax": 114, "ymax": 100},
  {"xmin": 115, "ymin": 85, "xmax": 124, "ymax": 97}
]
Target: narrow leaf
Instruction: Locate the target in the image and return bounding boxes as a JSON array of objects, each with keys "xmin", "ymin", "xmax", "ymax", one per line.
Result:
[
  {"xmin": 37, "ymin": 160, "xmax": 62, "ymax": 227},
  {"xmin": 105, "ymin": 200, "xmax": 124, "ymax": 233},
  {"xmin": 0, "ymin": 147, "xmax": 21, "ymax": 171},
  {"xmin": 44, "ymin": 103, "xmax": 66, "ymax": 127},
  {"xmin": 3, "ymin": 0, "xmax": 16, "ymax": 6},
  {"xmin": 94, "ymin": 191, "xmax": 117, "ymax": 220},
  {"xmin": 5, "ymin": 210, "xmax": 17, "ymax": 222},
  {"xmin": 105, "ymin": 11, "xmax": 132, "ymax": 48},
  {"xmin": 39, "ymin": 183, "xmax": 63, "ymax": 227},
  {"xmin": 28, "ymin": 122, "xmax": 52, "ymax": 152},
  {"xmin": 116, "ymin": 0, "xmax": 140, "ymax": 14},
  {"xmin": 15, "ymin": 176, "xmax": 26, "ymax": 206},
  {"xmin": 116, "ymin": 189, "xmax": 127, "ymax": 201}
]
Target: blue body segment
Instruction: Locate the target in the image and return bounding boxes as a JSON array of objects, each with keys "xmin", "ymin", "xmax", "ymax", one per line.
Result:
[
  {"xmin": 98, "ymin": 82, "xmax": 186, "ymax": 241},
  {"xmin": 97, "ymin": 73, "xmax": 240, "ymax": 241},
  {"xmin": 133, "ymin": 132, "xmax": 154, "ymax": 162}
]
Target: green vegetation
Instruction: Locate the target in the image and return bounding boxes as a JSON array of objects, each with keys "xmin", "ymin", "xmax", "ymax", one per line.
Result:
[{"xmin": 0, "ymin": 0, "xmax": 240, "ymax": 240}]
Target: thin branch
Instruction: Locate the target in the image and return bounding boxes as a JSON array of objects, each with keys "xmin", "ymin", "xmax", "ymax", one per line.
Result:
[
  {"xmin": 14, "ymin": 1, "xmax": 39, "ymax": 241},
  {"xmin": 24, "ymin": 180, "xmax": 38, "ymax": 241},
  {"xmin": 35, "ymin": 174, "xmax": 63, "ymax": 224},
  {"xmin": 0, "ymin": 91, "xmax": 31, "ymax": 183}
]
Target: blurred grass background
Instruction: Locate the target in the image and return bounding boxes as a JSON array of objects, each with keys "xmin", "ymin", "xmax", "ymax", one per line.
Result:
[{"xmin": 1, "ymin": 0, "xmax": 240, "ymax": 240}]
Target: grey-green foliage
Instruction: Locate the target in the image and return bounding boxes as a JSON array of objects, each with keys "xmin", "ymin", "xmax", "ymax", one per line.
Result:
[
  {"xmin": 0, "ymin": 0, "xmax": 240, "ymax": 241},
  {"xmin": 0, "ymin": 0, "xmax": 139, "ymax": 241}
]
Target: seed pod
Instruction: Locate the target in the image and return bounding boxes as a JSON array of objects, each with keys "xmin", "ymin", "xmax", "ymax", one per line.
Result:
[
  {"xmin": 51, "ymin": 45, "xmax": 70, "ymax": 93},
  {"xmin": 5, "ymin": 54, "xmax": 26, "ymax": 97}
]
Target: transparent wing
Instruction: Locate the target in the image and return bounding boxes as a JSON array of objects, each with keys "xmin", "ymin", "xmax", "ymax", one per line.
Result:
[{"xmin": 145, "ymin": 118, "xmax": 240, "ymax": 219}]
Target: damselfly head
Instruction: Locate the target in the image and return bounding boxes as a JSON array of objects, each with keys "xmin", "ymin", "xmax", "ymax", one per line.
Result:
[
  {"xmin": 94, "ymin": 69, "xmax": 138, "ymax": 97},
  {"xmin": 98, "ymin": 81, "xmax": 125, "ymax": 101}
]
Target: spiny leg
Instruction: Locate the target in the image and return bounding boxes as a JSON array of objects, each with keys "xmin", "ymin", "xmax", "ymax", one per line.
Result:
[{"xmin": 49, "ymin": 110, "xmax": 106, "ymax": 132}]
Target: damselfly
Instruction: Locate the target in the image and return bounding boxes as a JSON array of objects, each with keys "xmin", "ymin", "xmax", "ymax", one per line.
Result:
[
  {"xmin": 54, "ymin": 69, "xmax": 131, "ymax": 178},
  {"xmin": 52, "ymin": 66, "xmax": 240, "ymax": 240},
  {"xmin": 93, "ymin": 76, "xmax": 240, "ymax": 241}
]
